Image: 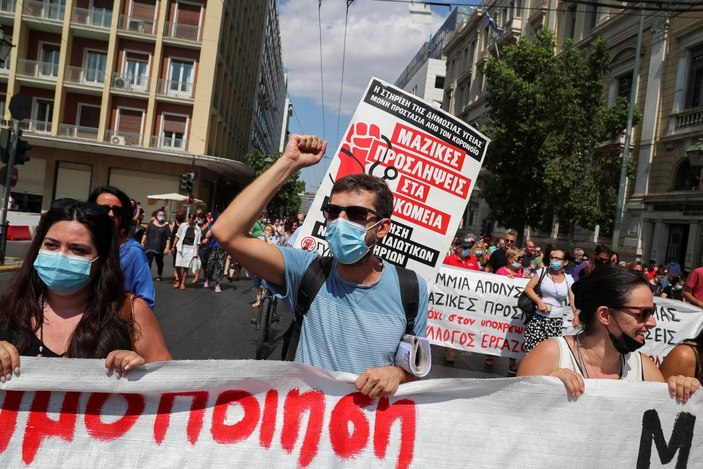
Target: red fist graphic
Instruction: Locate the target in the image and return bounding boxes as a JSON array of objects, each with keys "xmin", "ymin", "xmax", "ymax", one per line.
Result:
[{"xmin": 335, "ymin": 122, "xmax": 384, "ymax": 181}]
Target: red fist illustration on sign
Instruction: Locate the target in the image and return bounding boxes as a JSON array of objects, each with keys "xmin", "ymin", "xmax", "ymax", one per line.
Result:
[{"xmin": 335, "ymin": 122, "xmax": 383, "ymax": 181}]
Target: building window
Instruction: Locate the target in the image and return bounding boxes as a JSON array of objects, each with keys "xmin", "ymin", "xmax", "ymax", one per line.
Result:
[
  {"xmin": 673, "ymin": 159, "xmax": 699, "ymax": 191},
  {"xmin": 617, "ymin": 73, "xmax": 633, "ymax": 100},
  {"xmin": 123, "ymin": 52, "xmax": 149, "ymax": 89},
  {"xmin": 435, "ymin": 76, "xmax": 445, "ymax": 89},
  {"xmin": 39, "ymin": 43, "xmax": 60, "ymax": 78},
  {"xmin": 84, "ymin": 50, "xmax": 107, "ymax": 84},
  {"xmin": 565, "ymin": 5, "xmax": 577, "ymax": 40},
  {"xmin": 686, "ymin": 46, "xmax": 703, "ymax": 109},
  {"xmin": 168, "ymin": 59, "xmax": 194, "ymax": 97},
  {"xmin": 33, "ymin": 99, "xmax": 53, "ymax": 133},
  {"xmin": 160, "ymin": 114, "xmax": 188, "ymax": 149}
]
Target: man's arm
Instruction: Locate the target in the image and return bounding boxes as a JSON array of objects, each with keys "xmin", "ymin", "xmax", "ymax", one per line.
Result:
[
  {"xmin": 212, "ymin": 135, "xmax": 326, "ymax": 287},
  {"xmin": 682, "ymin": 285, "xmax": 703, "ymax": 308}
]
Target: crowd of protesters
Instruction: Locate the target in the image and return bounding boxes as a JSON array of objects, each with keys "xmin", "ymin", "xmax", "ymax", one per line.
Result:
[{"xmin": 0, "ymin": 134, "xmax": 700, "ymax": 404}]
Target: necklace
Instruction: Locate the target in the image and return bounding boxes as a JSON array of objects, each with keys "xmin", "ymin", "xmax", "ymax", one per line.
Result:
[{"xmin": 38, "ymin": 320, "xmax": 44, "ymax": 357}]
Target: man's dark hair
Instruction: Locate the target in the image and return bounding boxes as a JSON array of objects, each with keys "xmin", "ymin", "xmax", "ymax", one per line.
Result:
[
  {"xmin": 331, "ymin": 174, "xmax": 393, "ymax": 219},
  {"xmin": 593, "ymin": 244, "xmax": 613, "ymax": 256},
  {"xmin": 88, "ymin": 185, "xmax": 132, "ymax": 234}
]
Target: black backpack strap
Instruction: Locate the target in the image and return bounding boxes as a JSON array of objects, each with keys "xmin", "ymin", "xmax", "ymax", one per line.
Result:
[
  {"xmin": 281, "ymin": 256, "xmax": 334, "ymax": 361},
  {"xmin": 394, "ymin": 265, "xmax": 420, "ymax": 335}
]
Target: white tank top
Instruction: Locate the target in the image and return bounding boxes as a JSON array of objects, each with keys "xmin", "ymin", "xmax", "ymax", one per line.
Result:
[{"xmin": 555, "ymin": 336, "xmax": 644, "ymax": 381}]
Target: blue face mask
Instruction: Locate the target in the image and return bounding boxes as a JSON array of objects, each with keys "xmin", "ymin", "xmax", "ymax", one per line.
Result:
[
  {"xmin": 675, "ymin": 284, "xmax": 683, "ymax": 291},
  {"xmin": 461, "ymin": 248, "xmax": 471, "ymax": 258},
  {"xmin": 474, "ymin": 250, "xmax": 483, "ymax": 257},
  {"xmin": 325, "ymin": 218, "xmax": 381, "ymax": 265},
  {"xmin": 550, "ymin": 260, "xmax": 563, "ymax": 271},
  {"xmin": 157, "ymin": 215, "xmax": 166, "ymax": 223},
  {"xmin": 512, "ymin": 261, "xmax": 521, "ymax": 269},
  {"xmin": 33, "ymin": 250, "xmax": 98, "ymax": 295}
]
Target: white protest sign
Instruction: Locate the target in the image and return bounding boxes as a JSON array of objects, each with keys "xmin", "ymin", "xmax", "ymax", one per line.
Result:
[
  {"xmin": 293, "ymin": 77, "xmax": 490, "ymax": 281},
  {"xmin": 428, "ymin": 267, "xmax": 703, "ymax": 361},
  {"xmin": 0, "ymin": 359, "xmax": 701, "ymax": 468}
]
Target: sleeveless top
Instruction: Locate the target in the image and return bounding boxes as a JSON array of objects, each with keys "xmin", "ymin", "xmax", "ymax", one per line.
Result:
[{"xmin": 555, "ymin": 336, "xmax": 644, "ymax": 381}]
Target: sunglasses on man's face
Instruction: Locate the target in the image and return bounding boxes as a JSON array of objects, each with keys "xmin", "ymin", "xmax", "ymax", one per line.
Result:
[
  {"xmin": 504, "ymin": 239, "xmax": 515, "ymax": 245},
  {"xmin": 322, "ymin": 203, "xmax": 379, "ymax": 224},
  {"xmin": 51, "ymin": 198, "xmax": 109, "ymax": 217}
]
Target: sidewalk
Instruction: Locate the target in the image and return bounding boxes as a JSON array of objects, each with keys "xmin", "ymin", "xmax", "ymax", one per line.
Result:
[{"xmin": 0, "ymin": 257, "xmax": 22, "ymax": 271}]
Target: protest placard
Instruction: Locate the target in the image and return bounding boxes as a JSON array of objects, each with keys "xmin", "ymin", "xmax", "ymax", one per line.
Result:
[
  {"xmin": 293, "ymin": 77, "xmax": 490, "ymax": 281},
  {"xmin": 428, "ymin": 266, "xmax": 703, "ymax": 361},
  {"xmin": 0, "ymin": 359, "xmax": 700, "ymax": 468}
]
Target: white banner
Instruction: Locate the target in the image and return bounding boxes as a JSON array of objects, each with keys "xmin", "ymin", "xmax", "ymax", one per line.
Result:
[
  {"xmin": 428, "ymin": 267, "xmax": 703, "ymax": 361},
  {"xmin": 294, "ymin": 77, "xmax": 490, "ymax": 281},
  {"xmin": 0, "ymin": 359, "xmax": 701, "ymax": 468}
]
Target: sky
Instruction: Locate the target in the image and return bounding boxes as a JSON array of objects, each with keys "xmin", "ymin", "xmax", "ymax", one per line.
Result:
[{"xmin": 279, "ymin": 0, "xmax": 460, "ymax": 192}]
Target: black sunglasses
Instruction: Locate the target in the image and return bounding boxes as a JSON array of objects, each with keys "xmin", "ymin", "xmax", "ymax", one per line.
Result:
[
  {"xmin": 51, "ymin": 198, "xmax": 109, "ymax": 217},
  {"xmin": 613, "ymin": 305, "xmax": 655, "ymax": 323},
  {"xmin": 322, "ymin": 203, "xmax": 379, "ymax": 224}
]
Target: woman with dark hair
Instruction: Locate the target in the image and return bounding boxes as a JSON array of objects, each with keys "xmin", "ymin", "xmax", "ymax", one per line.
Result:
[
  {"xmin": 141, "ymin": 208, "xmax": 171, "ymax": 282},
  {"xmin": 659, "ymin": 329, "xmax": 703, "ymax": 384},
  {"xmin": 518, "ymin": 266, "xmax": 699, "ymax": 402},
  {"xmin": 172, "ymin": 212, "xmax": 201, "ymax": 290},
  {"xmin": 0, "ymin": 199, "xmax": 171, "ymax": 379},
  {"xmin": 88, "ymin": 186, "xmax": 155, "ymax": 308}
]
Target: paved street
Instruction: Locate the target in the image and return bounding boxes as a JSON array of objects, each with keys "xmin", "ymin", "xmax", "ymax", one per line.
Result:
[{"xmin": 0, "ymin": 241, "xmax": 509, "ymax": 379}]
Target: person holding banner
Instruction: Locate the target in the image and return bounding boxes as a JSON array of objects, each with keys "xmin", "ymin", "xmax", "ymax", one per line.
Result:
[
  {"xmin": 518, "ymin": 266, "xmax": 700, "ymax": 402},
  {"xmin": 212, "ymin": 135, "xmax": 429, "ymax": 398},
  {"xmin": 0, "ymin": 199, "xmax": 172, "ymax": 380},
  {"xmin": 442, "ymin": 233, "xmax": 480, "ymax": 271}
]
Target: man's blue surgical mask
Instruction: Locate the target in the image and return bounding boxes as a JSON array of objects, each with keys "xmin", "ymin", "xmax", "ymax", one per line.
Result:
[
  {"xmin": 461, "ymin": 248, "xmax": 471, "ymax": 258},
  {"xmin": 549, "ymin": 260, "xmax": 563, "ymax": 271},
  {"xmin": 33, "ymin": 250, "xmax": 98, "ymax": 295},
  {"xmin": 325, "ymin": 218, "xmax": 381, "ymax": 265}
]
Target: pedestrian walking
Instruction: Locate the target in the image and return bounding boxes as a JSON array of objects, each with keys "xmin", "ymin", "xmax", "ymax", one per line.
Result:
[{"xmin": 141, "ymin": 208, "xmax": 171, "ymax": 281}]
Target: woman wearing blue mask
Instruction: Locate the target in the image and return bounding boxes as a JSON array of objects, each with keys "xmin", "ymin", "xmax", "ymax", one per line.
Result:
[
  {"xmin": 141, "ymin": 208, "xmax": 172, "ymax": 282},
  {"xmin": 522, "ymin": 247, "xmax": 576, "ymax": 354},
  {"xmin": 0, "ymin": 199, "xmax": 172, "ymax": 381},
  {"xmin": 519, "ymin": 266, "xmax": 700, "ymax": 402}
]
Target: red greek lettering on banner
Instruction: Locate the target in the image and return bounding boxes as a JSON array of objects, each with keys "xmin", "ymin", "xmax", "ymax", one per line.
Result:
[
  {"xmin": 23, "ymin": 391, "xmax": 80, "ymax": 464},
  {"xmin": 0, "ymin": 391, "xmax": 23, "ymax": 453},
  {"xmin": 211, "ymin": 390, "xmax": 260, "ymax": 444},
  {"xmin": 391, "ymin": 123, "xmax": 466, "ymax": 170},
  {"xmin": 329, "ymin": 392, "xmax": 373, "ymax": 459},
  {"xmin": 85, "ymin": 393, "xmax": 145, "ymax": 441},
  {"xmin": 374, "ymin": 397, "xmax": 417, "ymax": 469},
  {"xmin": 280, "ymin": 388, "xmax": 325, "ymax": 468},
  {"xmin": 259, "ymin": 389, "xmax": 278, "ymax": 449},
  {"xmin": 154, "ymin": 391, "xmax": 208, "ymax": 445}
]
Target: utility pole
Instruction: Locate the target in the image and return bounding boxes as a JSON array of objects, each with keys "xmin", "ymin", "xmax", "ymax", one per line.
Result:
[
  {"xmin": 0, "ymin": 93, "xmax": 30, "ymax": 265},
  {"xmin": 611, "ymin": 9, "xmax": 644, "ymax": 252}
]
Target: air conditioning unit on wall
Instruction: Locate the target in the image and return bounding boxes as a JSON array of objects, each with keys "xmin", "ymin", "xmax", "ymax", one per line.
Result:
[
  {"xmin": 113, "ymin": 77, "xmax": 127, "ymax": 89},
  {"xmin": 111, "ymin": 135, "xmax": 126, "ymax": 145}
]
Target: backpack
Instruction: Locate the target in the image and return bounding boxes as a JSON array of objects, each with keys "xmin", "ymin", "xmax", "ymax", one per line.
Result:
[{"xmin": 281, "ymin": 256, "xmax": 420, "ymax": 361}]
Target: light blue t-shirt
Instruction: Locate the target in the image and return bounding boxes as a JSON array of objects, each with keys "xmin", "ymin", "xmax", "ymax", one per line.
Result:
[
  {"xmin": 120, "ymin": 238, "xmax": 155, "ymax": 308},
  {"xmin": 270, "ymin": 247, "xmax": 428, "ymax": 375}
]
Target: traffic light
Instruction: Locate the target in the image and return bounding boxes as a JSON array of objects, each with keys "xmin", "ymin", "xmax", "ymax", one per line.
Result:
[
  {"xmin": 0, "ymin": 128, "xmax": 10, "ymax": 164},
  {"xmin": 15, "ymin": 138, "xmax": 30, "ymax": 165},
  {"xmin": 179, "ymin": 171, "xmax": 194, "ymax": 193}
]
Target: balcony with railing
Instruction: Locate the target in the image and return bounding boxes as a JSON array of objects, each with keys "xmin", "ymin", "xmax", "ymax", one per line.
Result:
[
  {"xmin": 111, "ymin": 72, "xmax": 149, "ymax": 92},
  {"xmin": 150, "ymin": 135, "xmax": 187, "ymax": 151},
  {"xmin": 673, "ymin": 107, "xmax": 703, "ymax": 132},
  {"xmin": 156, "ymin": 78, "xmax": 194, "ymax": 99},
  {"xmin": 16, "ymin": 59, "xmax": 59, "ymax": 81},
  {"xmin": 23, "ymin": 0, "xmax": 65, "ymax": 22},
  {"xmin": 58, "ymin": 124, "xmax": 99, "ymax": 140},
  {"xmin": 105, "ymin": 129, "xmax": 142, "ymax": 146},
  {"xmin": 64, "ymin": 65, "xmax": 105, "ymax": 87},
  {"xmin": 71, "ymin": 6, "xmax": 112, "ymax": 29},
  {"xmin": 23, "ymin": 120, "xmax": 52, "ymax": 133},
  {"xmin": 0, "ymin": 0, "xmax": 16, "ymax": 16},
  {"xmin": 163, "ymin": 21, "xmax": 201, "ymax": 42},
  {"xmin": 118, "ymin": 14, "xmax": 156, "ymax": 36}
]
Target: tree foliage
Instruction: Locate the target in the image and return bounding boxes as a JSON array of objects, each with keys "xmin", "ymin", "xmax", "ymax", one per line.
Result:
[
  {"xmin": 245, "ymin": 150, "xmax": 305, "ymax": 218},
  {"xmin": 483, "ymin": 28, "xmax": 637, "ymax": 235}
]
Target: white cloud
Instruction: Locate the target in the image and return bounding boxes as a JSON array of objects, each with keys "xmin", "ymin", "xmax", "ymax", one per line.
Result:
[{"xmin": 280, "ymin": 0, "xmax": 441, "ymax": 116}]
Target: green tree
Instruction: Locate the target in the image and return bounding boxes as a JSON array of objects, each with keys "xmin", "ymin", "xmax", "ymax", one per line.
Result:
[
  {"xmin": 245, "ymin": 150, "xmax": 305, "ymax": 218},
  {"xmin": 483, "ymin": 28, "xmax": 636, "ymax": 237}
]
